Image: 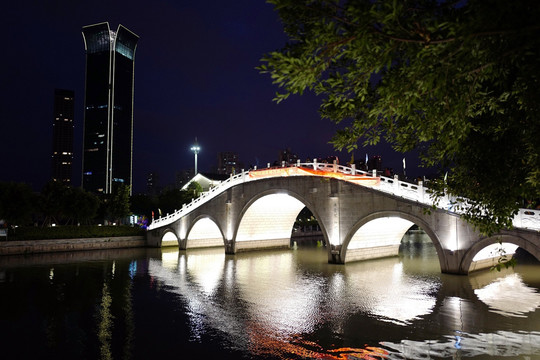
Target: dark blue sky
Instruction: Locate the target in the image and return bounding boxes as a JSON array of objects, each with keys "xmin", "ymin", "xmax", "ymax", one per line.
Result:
[{"xmin": 1, "ymin": 0, "xmax": 422, "ymax": 194}]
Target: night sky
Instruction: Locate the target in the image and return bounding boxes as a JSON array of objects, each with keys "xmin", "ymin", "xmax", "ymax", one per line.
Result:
[{"xmin": 1, "ymin": 1, "xmax": 423, "ymax": 194}]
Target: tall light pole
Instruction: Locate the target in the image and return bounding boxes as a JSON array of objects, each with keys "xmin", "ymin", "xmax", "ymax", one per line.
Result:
[{"xmin": 191, "ymin": 138, "xmax": 200, "ymax": 175}]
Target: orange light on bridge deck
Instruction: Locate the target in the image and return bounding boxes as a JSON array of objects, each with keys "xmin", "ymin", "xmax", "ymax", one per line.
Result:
[{"xmin": 249, "ymin": 166, "xmax": 380, "ymax": 186}]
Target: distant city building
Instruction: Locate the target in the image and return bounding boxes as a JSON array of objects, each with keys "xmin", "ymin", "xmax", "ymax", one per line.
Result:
[
  {"xmin": 368, "ymin": 155, "xmax": 382, "ymax": 172},
  {"xmin": 217, "ymin": 152, "xmax": 241, "ymax": 175},
  {"xmin": 81, "ymin": 22, "xmax": 139, "ymax": 194},
  {"xmin": 175, "ymin": 169, "xmax": 193, "ymax": 189},
  {"xmin": 51, "ymin": 89, "xmax": 75, "ymax": 185},
  {"xmin": 278, "ymin": 148, "xmax": 299, "ymax": 165},
  {"xmin": 146, "ymin": 172, "xmax": 160, "ymax": 196}
]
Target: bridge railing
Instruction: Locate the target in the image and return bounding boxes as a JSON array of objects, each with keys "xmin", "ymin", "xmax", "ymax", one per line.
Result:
[
  {"xmin": 513, "ymin": 208, "xmax": 540, "ymax": 230},
  {"xmin": 148, "ymin": 161, "xmax": 540, "ymax": 231},
  {"xmin": 149, "ymin": 170, "xmax": 253, "ymax": 229},
  {"xmin": 307, "ymin": 161, "xmax": 447, "ymax": 209}
]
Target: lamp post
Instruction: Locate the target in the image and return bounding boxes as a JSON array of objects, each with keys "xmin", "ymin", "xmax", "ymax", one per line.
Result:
[{"xmin": 191, "ymin": 138, "xmax": 200, "ymax": 175}]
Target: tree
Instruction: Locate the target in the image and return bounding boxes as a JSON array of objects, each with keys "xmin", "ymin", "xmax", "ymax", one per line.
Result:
[
  {"xmin": 156, "ymin": 188, "xmax": 192, "ymax": 216},
  {"xmin": 130, "ymin": 193, "xmax": 156, "ymax": 220},
  {"xmin": 38, "ymin": 181, "xmax": 101, "ymax": 225},
  {"xmin": 186, "ymin": 181, "xmax": 203, "ymax": 199},
  {"xmin": 40, "ymin": 181, "xmax": 70, "ymax": 226},
  {"xmin": 0, "ymin": 182, "xmax": 36, "ymax": 225},
  {"xmin": 259, "ymin": 0, "xmax": 540, "ymax": 235},
  {"xmin": 106, "ymin": 184, "xmax": 131, "ymax": 224},
  {"xmin": 64, "ymin": 187, "xmax": 100, "ymax": 225}
]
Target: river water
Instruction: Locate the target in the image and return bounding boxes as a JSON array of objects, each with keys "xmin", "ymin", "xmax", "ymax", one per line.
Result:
[{"xmin": 2, "ymin": 232, "xmax": 540, "ymax": 359}]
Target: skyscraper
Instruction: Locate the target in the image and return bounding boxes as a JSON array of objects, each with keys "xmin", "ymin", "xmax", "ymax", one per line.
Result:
[
  {"xmin": 51, "ymin": 89, "xmax": 74, "ymax": 185},
  {"xmin": 81, "ymin": 22, "xmax": 139, "ymax": 194}
]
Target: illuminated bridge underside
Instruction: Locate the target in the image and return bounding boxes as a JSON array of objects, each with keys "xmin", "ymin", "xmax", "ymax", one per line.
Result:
[
  {"xmin": 235, "ymin": 194, "xmax": 305, "ymax": 251},
  {"xmin": 187, "ymin": 218, "xmax": 223, "ymax": 249},
  {"xmin": 147, "ymin": 165, "xmax": 540, "ymax": 275},
  {"xmin": 347, "ymin": 217, "xmax": 414, "ymax": 262}
]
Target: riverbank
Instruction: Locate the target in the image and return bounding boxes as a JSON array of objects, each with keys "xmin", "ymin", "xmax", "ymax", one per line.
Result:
[{"xmin": 0, "ymin": 236, "xmax": 147, "ymax": 256}]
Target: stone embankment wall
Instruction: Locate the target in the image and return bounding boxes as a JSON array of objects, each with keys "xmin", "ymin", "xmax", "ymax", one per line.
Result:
[{"xmin": 0, "ymin": 236, "xmax": 146, "ymax": 256}]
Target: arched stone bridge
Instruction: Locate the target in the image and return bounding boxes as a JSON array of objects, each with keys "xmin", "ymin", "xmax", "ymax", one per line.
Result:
[{"xmin": 147, "ymin": 162, "xmax": 540, "ymax": 275}]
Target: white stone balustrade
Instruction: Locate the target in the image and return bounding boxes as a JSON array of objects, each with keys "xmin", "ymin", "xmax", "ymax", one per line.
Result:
[{"xmin": 148, "ymin": 162, "xmax": 540, "ymax": 232}]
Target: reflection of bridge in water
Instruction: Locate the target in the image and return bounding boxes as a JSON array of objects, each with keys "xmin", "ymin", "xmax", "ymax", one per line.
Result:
[
  {"xmin": 151, "ymin": 246, "xmax": 540, "ymax": 359},
  {"xmin": 147, "ymin": 162, "xmax": 540, "ymax": 275}
]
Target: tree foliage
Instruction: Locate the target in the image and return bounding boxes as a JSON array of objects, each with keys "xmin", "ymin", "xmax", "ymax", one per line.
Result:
[
  {"xmin": 186, "ymin": 181, "xmax": 203, "ymax": 198},
  {"xmin": 157, "ymin": 188, "xmax": 193, "ymax": 216},
  {"xmin": 259, "ymin": 0, "xmax": 540, "ymax": 234},
  {"xmin": 106, "ymin": 184, "xmax": 131, "ymax": 224},
  {"xmin": 39, "ymin": 181, "xmax": 100, "ymax": 225},
  {"xmin": 64, "ymin": 187, "xmax": 100, "ymax": 225},
  {"xmin": 0, "ymin": 182, "xmax": 36, "ymax": 225}
]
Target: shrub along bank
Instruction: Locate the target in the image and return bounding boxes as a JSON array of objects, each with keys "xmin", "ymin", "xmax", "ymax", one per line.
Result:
[{"xmin": 5, "ymin": 225, "xmax": 145, "ymax": 241}]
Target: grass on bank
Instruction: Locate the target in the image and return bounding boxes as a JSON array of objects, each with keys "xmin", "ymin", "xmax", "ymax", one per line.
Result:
[{"xmin": 4, "ymin": 225, "xmax": 146, "ymax": 241}]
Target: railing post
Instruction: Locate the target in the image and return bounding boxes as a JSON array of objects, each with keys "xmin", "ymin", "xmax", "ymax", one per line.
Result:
[
  {"xmin": 351, "ymin": 163, "xmax": 356, "ymax": 174},
  {"xmin": 373, "ymin": 169, "xmax": 377, "ymax": 178},
  {"xmin": 516, "ymin": 210, "xmax": 523, "ymax": 228},
  {"xmin": 333, "ymin": 160, "xmax": 337, "ymax": 172},
  {"xmin": 267, "ymin": 162, "xmax": 270, "ymax": 168},
  {"xmin": 394, "ymin": 174, "xmax": 399, "ymax": 195},
  {"xmin": 313, "ymin": 158, "xmax": 317, "ymax": 169},
  {"xmin": 418, "ymin": 181, "xmax": 424, "ymax": 202},
  {"xmin": 297, "ymin": 159, "xmax": 300, "ymax": 167},
  {"xmin": 282, "ymin": 161, "xmax": 286, "ymax": 167}
]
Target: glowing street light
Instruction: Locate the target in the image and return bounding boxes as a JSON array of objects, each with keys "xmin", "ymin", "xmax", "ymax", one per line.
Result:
[{"xmin": 191, "ymin": 138, "xmax": 200, "ymax": 175}]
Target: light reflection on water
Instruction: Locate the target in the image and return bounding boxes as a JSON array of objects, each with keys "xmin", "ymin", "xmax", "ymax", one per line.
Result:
[
  {"xmin": 474, "ymin": 273, "xmax": 540, "ymax": 318},
  {"xmin": 2, "ymin": 232, "xmax": 540, "ymax": 359},
  {"xmin": 149, "ymin": 234, "xmax": 540, "ymax": 359}
]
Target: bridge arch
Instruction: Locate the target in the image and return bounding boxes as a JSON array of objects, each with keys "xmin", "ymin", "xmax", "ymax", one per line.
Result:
[
  {"xmin": 161, "ymin": 227, "xmax": 180, "ymax": 246},
  {"xmin": 460, "ymin": 233, "xmax": 540, "ymax": 273},
  {"xmin": 186, "ymin": 215, "xmax": 225, "ymax": 249},
  {"xmin": 233, "ymin": 189, "xmax": 330, "ymax": 252},
  {"xmin": 341, "ymin": 211, "xmax": 446, "ymax": 267}
]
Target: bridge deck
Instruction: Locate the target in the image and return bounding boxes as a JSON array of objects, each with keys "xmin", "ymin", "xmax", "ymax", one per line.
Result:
[{"xmin": 149, "ymin": 162, "xmax": 540, "ymax": 232}]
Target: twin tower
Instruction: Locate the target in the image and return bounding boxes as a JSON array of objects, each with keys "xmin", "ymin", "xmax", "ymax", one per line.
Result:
[{"xmin": 81, "ymin": 22, "xmax": 138, "ymax": 194}]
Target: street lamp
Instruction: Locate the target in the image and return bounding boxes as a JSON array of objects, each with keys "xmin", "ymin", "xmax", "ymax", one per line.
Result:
[{"xmin": 191, "ymin": 138, "xmax": 200, "ymax": 175}]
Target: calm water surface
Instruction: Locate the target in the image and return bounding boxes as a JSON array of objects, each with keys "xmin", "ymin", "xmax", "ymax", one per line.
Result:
[{"xmin": 2, "ymin": 233, "xmax": 540, "ymax": 359}]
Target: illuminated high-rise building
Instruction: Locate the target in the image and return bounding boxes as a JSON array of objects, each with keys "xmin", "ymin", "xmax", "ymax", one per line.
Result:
[
  {"xmin": 81, "ymin": 22, "xmax": 139, "ymax": 194},
  {"xmin": 51, "ymin": 89, "xmax": 74, "ymax": 185}
]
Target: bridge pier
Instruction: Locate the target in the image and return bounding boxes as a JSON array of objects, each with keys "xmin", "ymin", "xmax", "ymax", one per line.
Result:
[
  {"xmin": 329, "ymin": 245, "xmax": 343, "ymax": 264},
  {"xmin": 225, "ymin": 240, "xmax": 235, "ymax": 255},
  {"xmin": 178, "ymin": 238, "xmax": 188, "ymax": 250},
  {"xmin": 146, "ymin": 230, "xmax": 162, "ymax": 247},
  {"xmin": 439, "ymin": 249, "xmax": 469, "ymax": 275}
]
